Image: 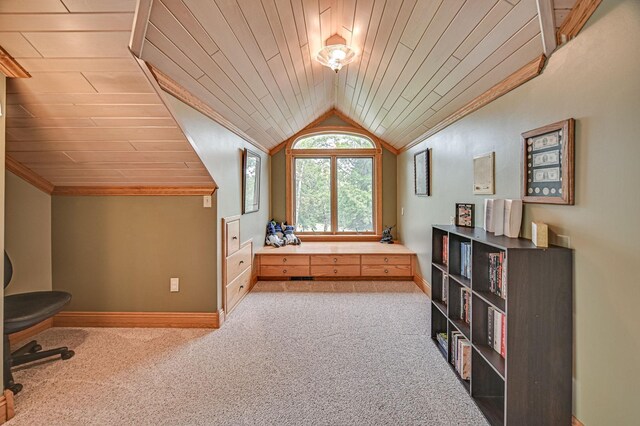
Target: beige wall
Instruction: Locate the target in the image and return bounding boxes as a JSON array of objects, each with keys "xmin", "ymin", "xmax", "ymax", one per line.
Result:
[
  {"xmin": 270, "ymin": 146, "xmax": 397, "ymax": 237},
  {"xmin": 52, "ymin": 196, "xmax": 217, "ymax": 312},
  {"xmin": 397, "ymin": 1, "xmax": 640, "ymax": 424},
  {"xmin": 163, "ymin": 94, "xmax": 270, "ymax": 310},
  {"xmin": 5, "ymin": 171, "xmax": 52, "ymax": 295}
]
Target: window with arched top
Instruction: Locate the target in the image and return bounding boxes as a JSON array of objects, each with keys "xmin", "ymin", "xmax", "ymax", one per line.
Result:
[{"xmin": 286, "ymin": 131, "xmax": 382, "ymax": 238}]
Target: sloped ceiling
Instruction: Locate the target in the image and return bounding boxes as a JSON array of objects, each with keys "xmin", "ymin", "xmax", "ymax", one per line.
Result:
[
  {"xmin": 0, "ymin": 0, "xmax": 215, "ymax": 189},
  {"xmin": 134, "ymin": 0, "xmax": 551, "ymax": 151}
]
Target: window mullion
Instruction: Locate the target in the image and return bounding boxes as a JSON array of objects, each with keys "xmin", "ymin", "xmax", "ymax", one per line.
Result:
[{"xmin": 331, "ymin": 156, "xmax": 337, "ymax": 234}]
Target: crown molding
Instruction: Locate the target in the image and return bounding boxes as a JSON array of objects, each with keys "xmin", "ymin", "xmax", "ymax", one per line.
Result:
[
  {"xmin": 5, "ymin": 155, "xmax": 54, "ymax": 194},
  {"xmin": 557, "ymin": 0, "xmax": 602, "ymax": 45},
  {"xmin": 0, "ymin": 45, "xmax": 30, "ymax": 78}
]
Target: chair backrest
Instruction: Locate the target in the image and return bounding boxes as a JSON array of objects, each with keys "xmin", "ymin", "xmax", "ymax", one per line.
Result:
[{"xmin": 4, "ymin": 251, "xmax": 13, "ymax": 289}]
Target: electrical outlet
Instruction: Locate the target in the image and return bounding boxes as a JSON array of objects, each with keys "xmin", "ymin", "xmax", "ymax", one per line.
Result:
[
  {"xmin": 203, "ymin": 195, "xmax": 212, "ymax": 208},
  {"xmin": 170, "ymin": 278, "xmax": 179, "ymax": 292}
]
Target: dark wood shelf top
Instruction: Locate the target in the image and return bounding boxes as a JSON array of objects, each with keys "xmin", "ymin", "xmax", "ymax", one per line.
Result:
[
  {"xmin": 449, "ymin": 317, "xmax": 470, "ymax": 340},
  {"xmin": 474, "ymin": 396, "xmax": 505, "ymax": 426},
  {"xmin": 432, "ymin": 299, "xmax": 447, "ymax": 317},
  {"xmin": 433, "ymin": 225, "xmax": 571, "ymax": 251},
  {"xmin": 473, "ymin": 343, "xmax": 506, "ymax": 379},
  {"xmin": 432, "ymin": 337, "xmax": 448, "ymax": 359},
  {"xmin": 473, "ymin": 289, "xmax": 506, "ymax": 314},
  {"xmin": 449, "ymin": 273, "xmax": 471, "ymax": 288},
  {"xmin": 432, "ymin": 261, "xmax": 448, "ymax": 273}
]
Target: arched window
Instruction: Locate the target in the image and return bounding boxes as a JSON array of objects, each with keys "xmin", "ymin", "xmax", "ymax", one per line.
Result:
[{"xmin": 286, "ymin": 132, "xmax": 382, "ymax": 238}]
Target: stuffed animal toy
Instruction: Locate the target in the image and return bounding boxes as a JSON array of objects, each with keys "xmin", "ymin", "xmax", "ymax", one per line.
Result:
[
  {"xmin": 265, "ymin": 219, "xmax": 284, "ymax": 248},
  {"xmin": 282, "ymin": 222, "xmax": 301, "ymax": 245}
]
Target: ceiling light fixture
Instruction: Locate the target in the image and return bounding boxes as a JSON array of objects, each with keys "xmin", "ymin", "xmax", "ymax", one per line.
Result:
[{"xmin": 316, "ymin": 34, "xmax": 356, "ymax": 73}]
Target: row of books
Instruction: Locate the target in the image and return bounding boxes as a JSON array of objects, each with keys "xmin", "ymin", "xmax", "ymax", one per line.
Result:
[
  {"xmin": 451, "ymin": 331, "xmax": 471, "ymax": 380},
  {"xmin": 488, "ymin": 307, "xmax": 506, "ymax": 358},
  {"xmin": 488, "ymin": 252, "xmax": 508, "ymax": 299},
  {"xmin": 440, "ymin": 274, "xmax": 448, "ymax": 304},
  {"xmin": 460, "ymin": 241, "xmax": 471, "ymax": 278},
  {"xmin": 436, "ymin": 332, "xmax": 448, "ymax": 355},
  {"xmin": 441, "ymin": 235, "xmax": 449, "ymax": 265},
  {"xmin": 460, "ymin": 288, "xmax": 471, "ymax": 324},
  {"xmin": 484, "ymin": 199, "xmax": 523, "ymax": 238}
]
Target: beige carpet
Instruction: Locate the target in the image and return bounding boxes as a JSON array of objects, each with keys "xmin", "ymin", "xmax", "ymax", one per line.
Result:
[{"xmin": 7, "ymin": 281, "xmax": 487, "ymax": 425}]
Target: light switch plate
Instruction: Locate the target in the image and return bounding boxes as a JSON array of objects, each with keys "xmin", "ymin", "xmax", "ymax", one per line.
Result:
[
  {"xmin": 203, "ymin": 195, "xmax": 212, "ymax": 208},
  {"xmin": 170, "ymin": 278, "xmax": 179, "ymax": 292}
]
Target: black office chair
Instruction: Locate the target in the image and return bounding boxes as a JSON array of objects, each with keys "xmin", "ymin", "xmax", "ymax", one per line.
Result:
[{"xmin": 4, "ymin": 252, "xmax": 74, "ymax": 394}]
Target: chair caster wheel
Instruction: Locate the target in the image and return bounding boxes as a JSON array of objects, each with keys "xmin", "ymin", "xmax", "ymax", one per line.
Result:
[
  {"xmin": 9, "ymin": 383, "xmax": 23, "ymax": 395},
  {"xmin": 61, "ymin": 350, "xmax": 75, "ymax": 360},
  {"xmin": 30, "ymin": 344, "xmax": 42, "ymax": 353}
]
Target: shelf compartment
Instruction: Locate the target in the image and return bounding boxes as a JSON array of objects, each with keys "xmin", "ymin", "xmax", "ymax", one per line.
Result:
[
  {"xmin": 431, "ymin": 265, "xmax": 448, "ymax": 310},
  {"xmin": 431, "ymin": 304, "xmax": 448, "ymax": 360},
  {"xmin": 448, "ymin": 233, "xmax": 472, "ymax": 283},
  {"xmin": 449, "ymin": 272, "xmax": 471, "ymax": 289},
  {"xmin": 448, "ymin": 280, "xmax": 471, "ymax": 340},
  {"xmin": 471, "ymin": 241, "xmax": 507, "ymax": 312},
  {"xmin": 471, "ymin": 349, "xmax": 505, "ymax": 426},
  {"xmin": 432, "ymin": 227, "xmax": 449, "ymax": 267},
  {"xmin": 471, "ymin": 295, "xmax": 506, "ymax": 378}
]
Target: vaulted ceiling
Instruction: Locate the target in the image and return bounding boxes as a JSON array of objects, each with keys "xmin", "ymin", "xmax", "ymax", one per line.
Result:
[{"xmin": 133, "ymin": 0, "xmax": 576, "ymax": 152}]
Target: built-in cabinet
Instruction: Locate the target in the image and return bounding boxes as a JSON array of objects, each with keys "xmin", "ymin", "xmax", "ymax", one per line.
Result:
[{"xmin": 222, "ymin": 216, "xmax": 253, "ymax": 315}]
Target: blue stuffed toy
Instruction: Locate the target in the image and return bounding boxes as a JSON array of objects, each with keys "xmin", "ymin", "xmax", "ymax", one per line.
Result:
[
  {"xmin": 282, "ymin": 222, "xmax": 301, "ymax": 245},
  {"xmin": 265, "ymin": 219, "xmax": 284, "ymax": 248}
]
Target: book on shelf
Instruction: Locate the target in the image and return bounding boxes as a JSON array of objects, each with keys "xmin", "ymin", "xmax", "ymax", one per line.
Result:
[
  {"xmin": 484, "ymin": 198, "xmax": 504, "ymax": 235},
  {"xmin": 503, "ymin": 199, "xmax": 523, "ymax": 238},
  {"xmin": 451, "ymin": 331, "xmax": 471, "ymax": 380},
  {"xmin": 442, "ymin": 235, "xmax": 449, "ymax": 265},
  {"xmin": 441, "ymin": 274, "xmax": 448, "ymax": 305},
  {"xmin": 460, "ymin": 288, "xmax": 471, "ymax": 324},
  {"xmin": 436, "ymin": 332, "xmax": 448, "ymax": 354},
  {"xmin": 488, "ymin": 252, "xmax": 508, "ymax": 299},
  {"xmin": 460, "ymin": 241, "xmax": 471, "ymax": 279},
  {"xmin": 488, "ymin": 307, "xmax": 506, "ymax": 358},
  {"xmin": 484, "ymin": 199, "xmax": 494, "ymax": 232}
]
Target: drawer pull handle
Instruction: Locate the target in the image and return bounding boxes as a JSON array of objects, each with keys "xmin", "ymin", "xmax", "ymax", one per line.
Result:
[
  {"xmin": 384, "ymin": 269, "xmax": 389, "ymax": 274},
  {"xmin": 240, "ymin": 285, "xmax": 244, "ymax": 290},
  {"xmin": 283, "ymin": 269, "xmax": 287, "ymax": 274},
  {"xmin": 239, "ymin": 260, "xmax": 244, "ymax": 264},
  {"xmin": 283, "ymin": 258, "xmax": 287, "ymax": 263},
  {"xmin": 232, "ymin": 236, "xmax": 238, "ymax": 240},
  {"xmin": 333, "ymin": 258, "xmax": 338, "ymax": 263},
  {"xmin": 333, "ymin": 269, "xmax": 338, "ymax": 274},
  {"xmin": 384, "ymin": 257, "xmax": 389, "ymax": 262}
]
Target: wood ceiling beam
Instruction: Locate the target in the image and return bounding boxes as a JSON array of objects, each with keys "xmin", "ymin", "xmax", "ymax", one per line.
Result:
[
  {"xmin": 401, "ymin": 55, "xmax": 547, "ymax": 153},
  {"xmin": 6, "ymin": 155, "xmax": 54, "ymax": 194},
  {"xmin": 536, "ymin": 0, "xmax": 557, "ymax": 56},
  {"xmin": 557, "ymin": 0, "xmax": 602, "ymax": 45},
  {"xmin": 0, "ymin": 45, "xmax": 30, "ymax": 78}
]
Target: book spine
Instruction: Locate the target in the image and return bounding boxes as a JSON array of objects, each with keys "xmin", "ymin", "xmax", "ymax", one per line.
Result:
[
  {"xmin": 494, "ymin": 312, "xmax": 502, "ymax": 354},
  {"xmin": 487, "ymin": 307, "xmax": 494, "ymax": 347},
  {"xmin": 501, "ymin": 314, "xmax": 506, "ymax": 358}
]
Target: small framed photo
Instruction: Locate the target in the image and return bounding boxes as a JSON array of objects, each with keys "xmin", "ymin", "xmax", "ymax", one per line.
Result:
[
  {"xmin": 455, "ymin": 203, "xmax": 475, "ymax": 227},
  {"xmin": 473, "ymin": 152, "xmax": 495, "ymax": 195},
  {"xmin": 522, "ymin": 119, "xmax": 575, "ymax": 205},
  {"xmin": 414, "ymin": 148, "xmax": 430, "ymax": 196}
]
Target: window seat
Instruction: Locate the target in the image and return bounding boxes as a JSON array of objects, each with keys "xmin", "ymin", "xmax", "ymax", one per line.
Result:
[{"xmin": 255, "ymin": 242, "xmax": 416, "ymax": 280}]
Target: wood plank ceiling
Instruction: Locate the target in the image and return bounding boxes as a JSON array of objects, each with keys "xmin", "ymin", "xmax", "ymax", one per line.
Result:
[
  {"xmin": 0, "ymin": 0, "xmax": 215, "ymax": 189},
  {"xmin": 134, "ymin": 0, "xmax": 562, "ymax": 151}
]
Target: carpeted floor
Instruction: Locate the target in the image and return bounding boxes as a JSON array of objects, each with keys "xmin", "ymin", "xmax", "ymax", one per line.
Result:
[{"xmin": 7, "ymin": 281, "xmax": 487, "ymax": 425}]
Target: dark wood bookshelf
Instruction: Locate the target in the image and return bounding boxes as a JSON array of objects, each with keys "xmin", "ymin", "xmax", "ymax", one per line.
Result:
[{"xmin": 430, "ymin": 225, "xmax": 573, "ymax": 426}]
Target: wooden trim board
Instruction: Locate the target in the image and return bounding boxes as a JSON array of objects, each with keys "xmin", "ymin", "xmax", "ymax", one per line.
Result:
[
  {"xmin": 557, "ymin": 0, "xmax": 602, "ymax": 45},
  {"xmin": 0, "ymin": 45, "xmax": 30, "ymax": 78},
  {"xmin": 0, "ymin": 391, "xmax": 15, "ymax": 424},
  {"xmin": 402, "ymin": 55, "xmax": 546, "ymax": 152},
  {"xmin": 413, "ymin": 275, "xmax": 431, "ymax": 298},
  {"xmin": 53, "ymin": 311, "xmax": 220, "ymax": 328},
  {"xmin": 52, "ymin": 185, "xmax": 216, "ymax": 196},
  {"xmin": 8, "ymin": 318, "xmax": 53, "ymax": 346},
  {"xmin": 6, "ymin": 155, "xmax": 54, "ymax": 194},
  {"xmin": 572, "ymin": 416, "xmax": 584, "ymax": 426}
]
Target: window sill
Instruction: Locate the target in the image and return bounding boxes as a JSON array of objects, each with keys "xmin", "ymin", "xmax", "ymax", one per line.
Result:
[{"xmin": 298, "ymin": 234, "xmax": 382, "ymax": 242}]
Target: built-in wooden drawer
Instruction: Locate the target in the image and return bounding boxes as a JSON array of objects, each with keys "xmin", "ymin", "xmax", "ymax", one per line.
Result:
[
  {"xmin": 361, "ymin": 264, "xmax": 412, "ymax": 276},
  {"xmin": 226, "ymin": 243, "xmax": 252, "ymax": 285},
  {"xmin": 361, "ymin": 254, "xmax": 411, "ymax": 265},
  {"xmin": 260, "ymin": 265, "xmax": 310, "ymax": 277},
  {"xmin": 226, "ymin": 267, "xmax": 251, "ymax": 313},
  {"xmin": 260, "ymin": 255, "xmax": 309, "ymax": 266},
  {"xmin": 310, "ymin": 265, "xmax": 361, "ymax": 277},
  {"xmin": 226, "ymin": 219, "xmax": 240, "ymax": 255},
  {"xmin": 310, "ymin": 255, "xmax": 360, "ymax": 265}
]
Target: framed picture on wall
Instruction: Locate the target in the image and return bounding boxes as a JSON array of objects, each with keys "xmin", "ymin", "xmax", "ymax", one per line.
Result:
[
  {"xmin": 414, "ymin": 148, "xmax": 431, "ymax": 196},
  {"xmin": 473, "ymin": 152, "xmax": 495, "ymax": 195},
  {"xmin": 455, "ymin": 203, "xmax": 475, "ymax": 227},
  {"xmin": 242, "ymin": 148, "xmax": 261, "ymax": 214},
  {"xmin": 522, "ymin": 119, "xmax": 575, "ymax": 205}
]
